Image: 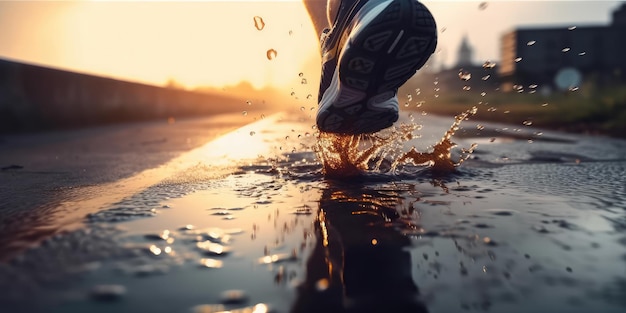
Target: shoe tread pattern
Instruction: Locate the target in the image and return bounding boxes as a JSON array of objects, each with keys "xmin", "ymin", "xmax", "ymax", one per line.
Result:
[
  {"xmin": 340, "ymin": 0, "xmax": 437, "ymax": 94},
  {"xmin": 319, "ymin": 0, "xmax": 437, "ymax": 134}
]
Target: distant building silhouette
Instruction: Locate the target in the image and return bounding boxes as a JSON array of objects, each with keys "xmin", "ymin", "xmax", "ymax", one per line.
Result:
[
  {"xmin": 457, "ymin": 34, "xmax": 474, "ymax": 67},
  {"xmin": 402, "ymin": 34, "xmax": 500, "ymax": 98},
  {"xmin": 499, "ymin": 2, "xmax": 626, "ymax": 91}
]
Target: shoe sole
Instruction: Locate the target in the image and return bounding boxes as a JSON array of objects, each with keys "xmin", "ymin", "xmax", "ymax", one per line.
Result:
[{"xmin": 317, "ymin": 0, "xmax": 437, "ymax": 134}]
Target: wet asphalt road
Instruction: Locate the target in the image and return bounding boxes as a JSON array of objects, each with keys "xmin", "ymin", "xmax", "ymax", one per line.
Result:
[
  {"xmin": 0, "ymin": 112, "xmax": 267, "ymax": 260},
  {"xmin": 1, "ymin": 110, "xmax": 625, "ymax": 313}
]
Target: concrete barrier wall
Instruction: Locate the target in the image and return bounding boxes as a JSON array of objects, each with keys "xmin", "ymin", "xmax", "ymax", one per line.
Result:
[{"xmin": 0, "ymin": 58, "xmax": 249, "ymax": 132}]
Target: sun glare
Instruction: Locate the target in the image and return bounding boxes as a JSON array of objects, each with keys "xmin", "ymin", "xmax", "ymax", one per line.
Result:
[{"xmin": 0, "ymin": 0, "xmax": 320, "ymax": 90}]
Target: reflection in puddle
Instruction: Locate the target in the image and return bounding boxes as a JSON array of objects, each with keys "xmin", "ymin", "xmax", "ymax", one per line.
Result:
[{"xmin": 292, "ymin": 187, "xmax": 428, "ymax": 313}]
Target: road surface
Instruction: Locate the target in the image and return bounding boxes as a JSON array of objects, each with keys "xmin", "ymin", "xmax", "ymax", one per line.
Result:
[{"xmin": 1, "ymin": 110, "xmax": 625, "ymax": 313}]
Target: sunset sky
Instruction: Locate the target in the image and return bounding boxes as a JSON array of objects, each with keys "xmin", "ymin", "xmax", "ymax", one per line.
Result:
[{"xmin": 0, "ymin": 1, "xmax": 622, "ymax": 90}]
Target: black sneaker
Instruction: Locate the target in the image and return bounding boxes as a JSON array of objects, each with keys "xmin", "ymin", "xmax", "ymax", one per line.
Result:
[{"xmin": 316, "ymin": 0, "xmax": 437, "ymax": 134}]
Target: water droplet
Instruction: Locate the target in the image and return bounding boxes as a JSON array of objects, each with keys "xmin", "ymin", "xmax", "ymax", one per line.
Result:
[
  {"xmin": 514, "ymin": 57, "xmax": 522, "ymax": 62},
  {"xmin": 562, "ymin": 47, "xmax": 571, "ymax": 52},
  {"xmin": 253, "ymin": 16, "xmax": 265, "ymax": 31},
  {"xmin": 458, "ymin": 71, "xmax": 472, "ymax": 81},
  {"xmin": 300, "ymin": 106, "xmax": 305, "ymax": 111},
  {"xmin": 149, "ymin": 245, "xmax": 162, "ymax": 255},
  {"xmin": 433, "ymin": 80, "xmax": 439, "ymax": 85},
  {"xmin": 578, "ymin": 52, "xmax": 587, "ymax": 56},
  {"xmin": 476, "ymin": 124, "xmax": 485, "ymax": 130},
  {"xmin": 490, "ymin": 137, "xmax": 496, "ymax": 142},
  {"xmin": 266, "ymin": 49, "xmax": 277, "ymax": 60},
  {"xmin": 480, "ymin": 92, "xmax": 486, "ymax": 97},
  {"xmin": 568, "ymin": 26, "xmax": 577, "ymax": 31},
  {"xmin": 478, "ymin": 2, "xmax": 488, "ymax": 10},
  {"xmin": 503, "ymin": 110, "xmax": 510, "ymax": 114},
  {"xmin": 541, "ymin": 103, "xmax": 549, "ymax": 107},
  {"xmin": 197, "ymin": 241, "xmax": 230, "ymax": 256},
  {"xmin": 199, "ymin": 258, "xmax": 224, "ymax": 269},
  {"xmin": 301, "ymin": 78, "xmax": 307, "ymax": 84},
  {"xmin": 145, "ymin": 230, "xmax": 171, "ymax": 241},
  {"xmin": 290, "ymin": 91, "xmax": 295, "ymax": 96},
  {"xmin": 289, "ymin": 30, "xmax": 293, "ymax": 35},
  {"xmin": 242, "ymin": 111, "xmax": 248, "ymax": 116},
  {"xmin": 482, "ymin": 74, "xmax": 491, "ymax": 81},
  {"xmin": 298, "ymin": 72, "xmax": 304, "ymax": 77},
  {"xmin": 441, "ymin": 26, "xmax": 447, "ymax": 33},
  {"xmin": 527, "ymin": 40, "xmax": 536, "ymax": 46},
  {"xmin": 488, "ymin": 209, "xmax": 515, "ymax": 216},
  {"xmin": 306, "ymin": 94, "xmax": 312, "ymax": 99},
  {"xmin": 529, "ymin": 84, "xmax": 538, "ymax": 89},
  {"xmin": 523, "ymin": 120, "xmax": 533, "ymax": 126},
  {"xmin": 211, "ymin": 210, "xmax": 231, "ymax": 216},
  {"xmin": 483, "ymin": 61, "xmax": 497, "ymax": 68},
  {"xmin": 415, "ymin": 88, "xmax": 421, "ymax": 95},
  {"xmin": 250, "ymin": 131, "xmax": 256, "ymax": 136},
  {"xmin": 569, "ymin": 86, "xmax": 579, "ymax": 91},
  {"xmin": 179, "ymin": 224, "xmax": 195, "ymax": 231},
  {"xmin": 407, "ymin": 94, "xmax": 413, "ymax": 101},
  {"xmin": 463, "ymin": 86, "xmax": 471, "ymax": 91}
]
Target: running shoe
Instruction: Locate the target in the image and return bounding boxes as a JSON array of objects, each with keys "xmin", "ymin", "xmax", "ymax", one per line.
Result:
[{"xmin": 316, "ymin": 0, "xmax": 437, "ymax": 134}]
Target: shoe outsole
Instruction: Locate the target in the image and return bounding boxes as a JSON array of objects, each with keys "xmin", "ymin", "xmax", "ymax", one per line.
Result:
[{"xmin": 317, "ymin": 0, "xmax": 437, "ymax": 134}]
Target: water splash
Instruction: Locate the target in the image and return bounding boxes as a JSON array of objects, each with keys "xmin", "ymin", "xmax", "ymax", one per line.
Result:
[
  {"xmin": 393, "ymin": 107, "xmax": 478, "ymax": 172},
  {"xmin": 316, "ymin": 123, "xmax": 418, "ymax": 178},
  {"xmin": 315, "ymin": 107, "xmax": 478, "ymax": 178}
]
